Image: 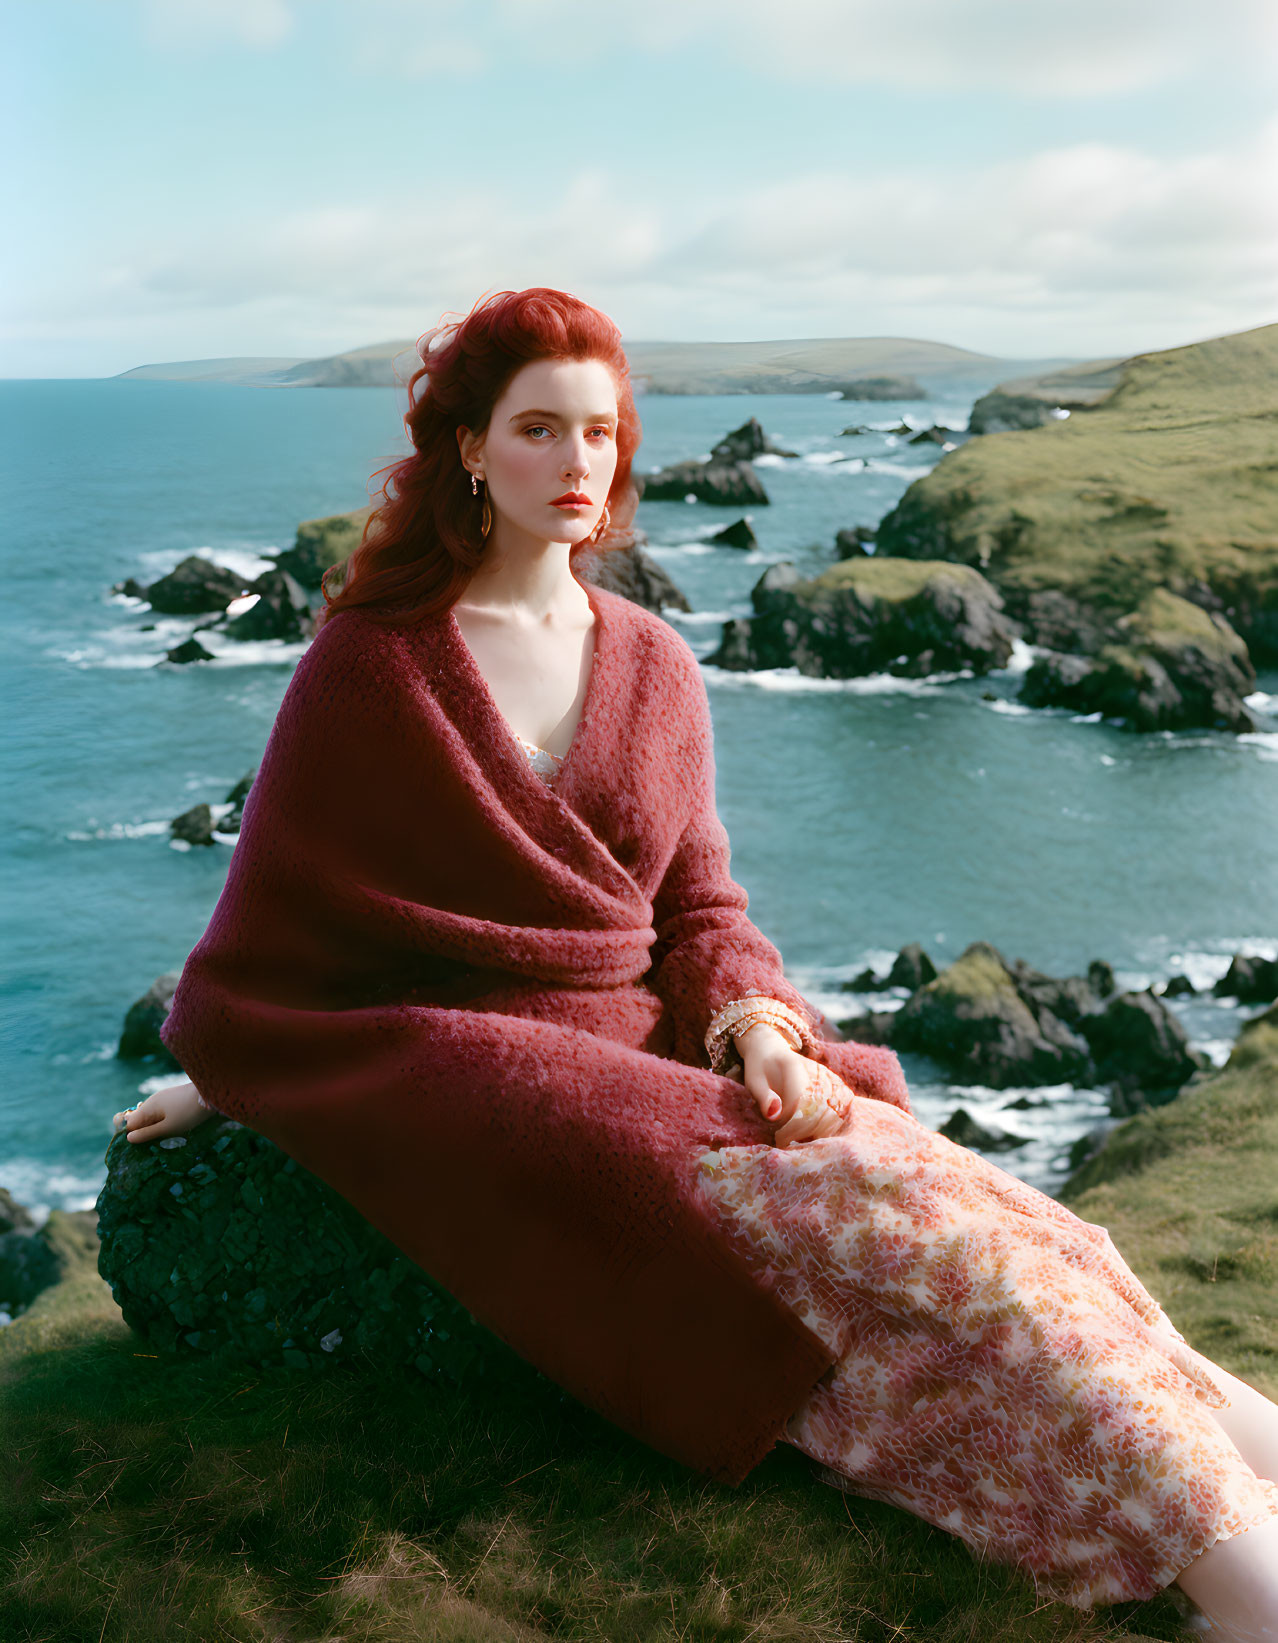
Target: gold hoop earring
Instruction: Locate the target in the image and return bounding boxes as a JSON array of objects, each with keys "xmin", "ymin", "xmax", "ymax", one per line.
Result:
[
  {"xmin": 590, "ymin": 502, "xmax": 611, "ymax": 544},
  {"xmin": 481, "ymin": 489, "xmax": 492, "ymax": 538}
]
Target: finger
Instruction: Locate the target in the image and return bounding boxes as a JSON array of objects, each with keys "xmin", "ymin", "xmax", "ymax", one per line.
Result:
[
  {"xmin": 128, "ymin": 1116, "xmax": 175, "ymax": 1142},
  {"xmin": 742, "ymin": 1065, "xmax": 783, "ymax": 1122}
]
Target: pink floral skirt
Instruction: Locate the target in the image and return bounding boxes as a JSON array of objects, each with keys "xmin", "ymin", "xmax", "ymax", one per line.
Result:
[{"xmin": 692, "ymin": 1095, "xmax": 1278, "ymax": 1610}]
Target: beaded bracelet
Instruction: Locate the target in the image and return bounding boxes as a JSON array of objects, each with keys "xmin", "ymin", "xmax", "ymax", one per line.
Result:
[{"xmin": 704, "ymin": 992, "xmax": 819, "ymax": 1076}]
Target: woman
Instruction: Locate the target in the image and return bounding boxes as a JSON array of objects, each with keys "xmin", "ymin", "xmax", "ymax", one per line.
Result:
[{"xmin": 113, "ymin": 287, "xmax": 1278, "ymax": 1638}]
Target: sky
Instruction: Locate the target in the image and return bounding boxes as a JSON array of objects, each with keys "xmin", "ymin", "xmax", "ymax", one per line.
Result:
[{"xmin": 4, "ymin": 0, "xmax": 1277, "ymax": 378}]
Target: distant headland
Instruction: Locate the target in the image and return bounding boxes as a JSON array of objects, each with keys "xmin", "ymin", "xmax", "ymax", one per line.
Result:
[{"xmin": 113, "ymin": 335, "xmax": 1079, "ymax": 394}]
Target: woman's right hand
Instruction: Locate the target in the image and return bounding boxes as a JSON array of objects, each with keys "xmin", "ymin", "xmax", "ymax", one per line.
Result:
[{"xmin": 112, "ymin": 1081, "xmax": 214, "ymax": 1144}]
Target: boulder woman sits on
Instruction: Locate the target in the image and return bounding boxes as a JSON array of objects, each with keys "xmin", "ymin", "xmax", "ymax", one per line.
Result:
[{"xmin": 113, "ymin": 286, "xmax": 1278, "ymax": 1642}]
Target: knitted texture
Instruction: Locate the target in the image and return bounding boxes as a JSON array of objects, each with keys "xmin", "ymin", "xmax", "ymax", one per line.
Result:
[{"xmin": 158, "ymin": 579, "xmax": 911, "ymax": 1484}]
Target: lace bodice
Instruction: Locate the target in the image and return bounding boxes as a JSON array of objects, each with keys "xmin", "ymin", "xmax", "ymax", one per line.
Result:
[{"xmin": 513, "ymin": 730, "xmax": 566, "ymax": 784}]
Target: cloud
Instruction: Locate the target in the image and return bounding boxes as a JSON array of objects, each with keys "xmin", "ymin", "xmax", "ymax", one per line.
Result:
[
  {"xmin": 8, "ymin": 123, "xmax": 1276, "ymax": 366},
  {"xmin": 331, "ymin": 0, "xmax": 1278, "ymax": 95},
  {"xmin": 139, "ymin": 0, "xmax": 293, "ymax": 50}
]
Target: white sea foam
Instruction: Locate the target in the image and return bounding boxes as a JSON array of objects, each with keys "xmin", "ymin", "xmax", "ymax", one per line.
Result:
[
  {"xmin": 702, "ymin": 663, "xmax": 953, "ymax": 699},
  {"xmin": 66, "ymin": 818, "xmax": 171, "ymax": 841},
  {"xmin": 135, "ymin": 543, "xmax": 280, "ymax": 581},
  {"xmin": 863, "ymin": 460, "xmax": 935, "ymax": 481},
  {"xmin": 983, "ymin": 698, "xmax": 1034, "ymax": 716},
  {"xmin": 1238, "ymin": 730, "xmax": 1278, "ymax": 762},
  {"xmin": 0, "ymin": 1159, "xmax": 106, "ymax": 1222},
  {"xmin": 669, "ymin": 608, "xmax": 736, "ymax": 626},
  {"xmin": 994, "ymin": 637, "xmax": 1036, "ymax": 678}
]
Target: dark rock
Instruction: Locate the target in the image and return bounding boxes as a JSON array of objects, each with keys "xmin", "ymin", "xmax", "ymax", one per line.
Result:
[
  {"xmin": 887, "ymin": 943, "xmax": 938, "ymax": 991},
  {"xmin": 1161, "ymin": 974, "xmax": 1197, "ymax": 998},
  {"xmin": 219, "ymin": 769, "xmax": 257, "ymax": 835},
  {"xmin": 890, "ymin": 940, "xmax": 1094, "ymax": 1088},
  {"xmin": 833, "ymin": 1010, "xmax": 896, "ymax": 1046},
  {"xmin": 1007, "ymin": 957, "xmax": 1103, "ymax": 1031},
  {"xmin": 706, "ymin": 557, "xmax": 1015, "ymax": 679},
  {"xmin": 221, "ymin": 568, "xmax": 313, "ymax": 643},
  {"xmin": 1078, "ymin": 990, "xmax": 1210, "ymax": 1111},
  {"xmin": 272, "ymin": 507, "xmax": 372, "ymax": 590},
  {"xmin": 0, "ymin": 1206, "xmax": 98, "ymax": 1314},
  {"xmin": 0, "ymin": 1187, "xmax": 37, "ymax": 1236},
  {"xmin": 143, "ymin": 555, "xmax": 252, "ymax": 615},
  {"xmin": 836, "ymin": 377, "xmax": 927, "ymax": 401},
  {"xmin": 118, "ymin": 972, "xmax": 185, "ymax": 1067},
  {"xmin": 1017, "ymin": 589, "xmax": 1116, "ymax": 656},
  {"xmin": 968, "ymin": 391, "xmax": 1064, "ymax": 435},
  {"xmin": 1018, "ymin": 590, "xmax": 1256, "ymax": 732},
  {"xmin": 1213, "ymin": 953, "xmax": 1278, "ymax": 1004},
  {"xmin": 1001, "ymin": 1095, "xmax": 1046, "ymax": 1110},
  {"xmin": 834, "ymin": 526, "xmax": 876, "ymax": 560},
  {"xmin": 907, "ymin": 426, "xmax": 965, "ymax": 447},
  {"xmin": 635, "ymin": 458, "xmax": 771, "ymax": 507},
  {"xmin": 710, "ymin": 417, "xmax": 798, "ymax": 462},
  {"xmin": 171, "ymin": 803, "xmax": 216, "ymax": 847},
  {"xmin": 709, "ymin": 518, "xmax": 760, "ymax": 552},
  {"xmin": 576, "ymin": 535, "xmax": 691, "ymax": 614},
  {"xmin": 96, "ymin": 1120, "xmax": 527, "ymax": 1387},
  {"xmin": 1087, "ymin": 960, "xmax": 1117, "ymax": 998},
  {"xmin": 938, "ymin": 1107, "xmax": 1027, "ymax": 1151},
  {"xmin": 111, "ymin": 576, "xmax": 149, "ymax": 600},
  {"xmin": 160, "ymin": 636, "xmax": 216, "ymax": 665},
  {"xmin": 841, "ymin": 967, "xmax": 884, "ymax": 993}
]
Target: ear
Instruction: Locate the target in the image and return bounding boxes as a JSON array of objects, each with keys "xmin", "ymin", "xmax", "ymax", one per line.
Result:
[{"xmin": 456, "ymin": 424, "xmax": 482, "ymax": 472}]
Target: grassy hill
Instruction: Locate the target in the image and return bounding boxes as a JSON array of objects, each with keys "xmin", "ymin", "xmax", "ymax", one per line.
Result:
[{"xmin": 876, "ymin": 320, "xmax": 1278, "ymax": 660}]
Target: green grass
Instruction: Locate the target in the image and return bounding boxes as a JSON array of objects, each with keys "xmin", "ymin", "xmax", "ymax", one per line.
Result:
[
  {"xmin": 12, "ymin": 1017, "xmax": 1278, "ymax": 1643},
  {"xmin": 1060, "ymin": 1006, "xmax": 1278, "ymax": 1395}
]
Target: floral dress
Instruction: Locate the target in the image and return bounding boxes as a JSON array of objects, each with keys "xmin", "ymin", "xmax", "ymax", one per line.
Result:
[{"xmin": 516, "ymin": 734, "xmax": 1278, "ymax": 1612}]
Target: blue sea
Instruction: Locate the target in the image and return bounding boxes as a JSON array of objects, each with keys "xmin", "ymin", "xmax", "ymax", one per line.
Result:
[{"xmin": 3, "ymin": 374, "xmax": 1276, "ymax": 1227}]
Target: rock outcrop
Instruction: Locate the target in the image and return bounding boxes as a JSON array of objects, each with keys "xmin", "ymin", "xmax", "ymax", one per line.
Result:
[
  {"xmin": 636, "ymin": 459, "xmax": 770, "ymax": 506},
  {"xmin": 95, "ymin": 1121, "xmax": 525, "ymax": 1386},
  {"xmin": 1018, "ymin": 588, "xmax": 1256, "ymax": 732},
  {"xmin": 848, "ymin": 940, "xmax": 1209, "ymax": 1110},
  {"xmin": 707, "ymin": 557, "xmax": 1015, "ymax": 679},
  {"xmin": 711, "ymin": 418, "xmax": 797, "ymax": 462}
]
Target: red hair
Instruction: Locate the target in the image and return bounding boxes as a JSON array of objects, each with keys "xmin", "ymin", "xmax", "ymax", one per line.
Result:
[{"xmin": 316, "ymin": 287, "xmax": 642, "ymax": 630}]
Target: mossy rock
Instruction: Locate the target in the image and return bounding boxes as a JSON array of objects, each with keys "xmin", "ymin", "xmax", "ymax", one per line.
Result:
[
  {"xmin": 96, "ymin": 1117, "xmax": 527, "ymax": 1387},
  {"xmin": 707, "ymin": 557, "xmax": 1014, "ymax": 678},
  {"xmin": 889, "ymin": 940, "xmax": 1094, "ymax": 1087},
  {"xmin": 1019, "ymin": 588, "xmax": 1256, "ymax": 731},
  {"xmin": 272, "ymin": 506, "xmax": 374, "ymax": 590}
]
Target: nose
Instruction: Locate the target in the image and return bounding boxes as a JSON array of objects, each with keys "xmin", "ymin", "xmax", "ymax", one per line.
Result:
[{"xmin": 560, "ymin": 433, "xmax": 591, "ymax": 481}]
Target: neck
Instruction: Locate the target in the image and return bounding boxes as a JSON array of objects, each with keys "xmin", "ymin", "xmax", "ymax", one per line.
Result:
[{"xmin": 460, "ymin": 535, "xmax": 587, "ymax": 623}]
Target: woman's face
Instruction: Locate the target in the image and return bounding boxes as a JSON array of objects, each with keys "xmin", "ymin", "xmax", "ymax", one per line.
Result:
[{"xmin": 457, "ymin": 356, "xmax": 620, "ymax": 550}]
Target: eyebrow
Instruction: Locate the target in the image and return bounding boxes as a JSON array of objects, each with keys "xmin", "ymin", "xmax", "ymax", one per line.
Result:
[{"xmin": 508, "ymin": 408, "xmax": 618, "ymax": 424}]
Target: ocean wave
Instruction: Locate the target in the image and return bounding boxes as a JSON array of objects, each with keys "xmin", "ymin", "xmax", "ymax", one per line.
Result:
[
  {"xmin": 134, "ymin": 543, "xmax": 281, "ymax": 581},
  {"xmin": 0, "ymin": 1158, "xmax": 107, "ymax": 1222},
  {"xmin": 66, "ymin": 818, "xmax": 171, "ymax": 841},
  {"xmin": 701, "ymin": 663, "xmax": 962, "ymax": 698},
  {"xmin": 1238, "ymin": 730, "xmax": 1278, "ymax": 762}
]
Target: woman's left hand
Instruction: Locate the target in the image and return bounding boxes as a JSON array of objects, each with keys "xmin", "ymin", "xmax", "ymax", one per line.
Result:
[{"xmin": 734, "ymin": 1023, "xmax": 856, "ymax": 1147}]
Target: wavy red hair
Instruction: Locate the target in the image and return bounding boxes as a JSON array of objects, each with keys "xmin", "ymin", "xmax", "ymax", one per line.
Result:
[{"xmin": 316, "ymin": 286, "xmax": 642, "ymax": 630}]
